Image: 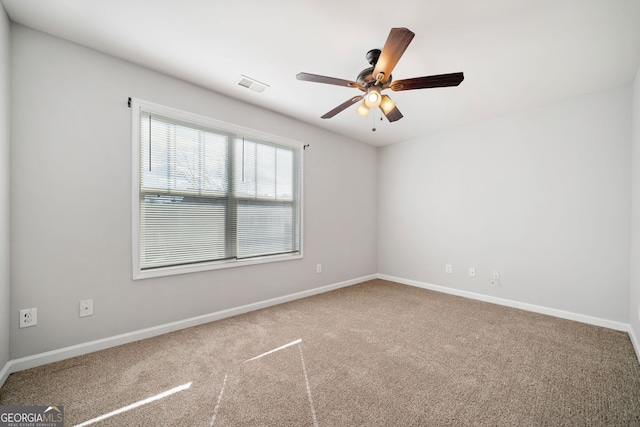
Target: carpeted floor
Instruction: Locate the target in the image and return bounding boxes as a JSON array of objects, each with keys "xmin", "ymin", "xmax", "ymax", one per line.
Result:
[{"xmin": 1, "ymin": 279, "xmax": 639, "ymax": 426}]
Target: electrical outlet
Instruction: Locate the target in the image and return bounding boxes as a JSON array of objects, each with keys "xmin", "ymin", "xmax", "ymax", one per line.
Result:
[
  {"xmin": 445, "ymin": 264, "xmax": 452, "ymax": 274},
  {"xmin": 19, "ymin": 308, "xmax": 37, "ymax": 328},
  {"xmin": 316, "ymin": 264, "xmax": 322, "ymax": 273},
  {"xmin": 80, "ymin": 299, "xmax": 94, "ymax": 317},
  {"xmin": 469, "ymin": 268, "xmax": 476, "ymax": 277}
]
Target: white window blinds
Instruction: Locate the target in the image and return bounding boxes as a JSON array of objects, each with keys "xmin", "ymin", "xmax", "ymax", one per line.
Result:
[{"xmin": 132, "ymin": 100, "xmax": 302, "ymax": 278}]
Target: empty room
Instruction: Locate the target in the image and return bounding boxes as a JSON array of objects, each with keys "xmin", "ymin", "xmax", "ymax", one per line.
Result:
[{"xmin": 1, "ymin": 0, "xmax": 640, "ymax": 425}]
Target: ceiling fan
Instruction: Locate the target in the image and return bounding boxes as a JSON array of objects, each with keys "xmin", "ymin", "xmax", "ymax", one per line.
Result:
[{"xmin": 296, "ymin": 27, "xmax": 464, "ymax": 123}]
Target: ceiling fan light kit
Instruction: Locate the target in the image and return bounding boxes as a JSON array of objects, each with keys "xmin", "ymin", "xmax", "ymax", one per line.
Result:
[
  {"xmin": 356, "ymin": 92, "xmax": 396, "ymax": 119},
  {"xmin": 297, "ymin": 27, "xmax": 464, "ymax": 126},
  {"xmin": 379, "ymin": 95, "xmax": 396, "ymax": 115},
  {"xmin": 356, "ymin": 102, "xmax": 370, "ymax": 118},
  {"xmin": 364, "ymin": 87, "xmax": 382, "ymax": 108}
]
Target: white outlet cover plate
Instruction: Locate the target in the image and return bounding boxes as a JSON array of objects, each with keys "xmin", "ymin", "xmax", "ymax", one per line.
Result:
[
  {"xmin": 19, "ymin": 308, "xmax": 37, "ymax": 328},
  {"xmin": 80, "ymin": 299, "xmax": 94, "ymax": 317}
]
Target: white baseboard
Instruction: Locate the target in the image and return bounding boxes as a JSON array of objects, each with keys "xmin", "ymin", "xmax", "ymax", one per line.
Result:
[
  {"xmin": 2, "ymin": 274, "xmax": 376, "ymax": 383},
  {"xmin": 2, "ymin": 273, "xmax": 636, "ymax": 390},
  {"xmin": 0, "ymin": 359, "xmax": 10, "ymax": 389},
  {"xmin": 629, "ymin": 324, "xmax": 640, "ymax": 362},
  {"xmin": 378, "ymin": 274, "xmax": 630, "ymax": 332}
]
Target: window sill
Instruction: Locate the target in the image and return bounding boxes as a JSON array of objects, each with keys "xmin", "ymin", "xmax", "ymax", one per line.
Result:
[{"xmin": 133, "ymin": 252, "xmax": 303, "ymax": 280}]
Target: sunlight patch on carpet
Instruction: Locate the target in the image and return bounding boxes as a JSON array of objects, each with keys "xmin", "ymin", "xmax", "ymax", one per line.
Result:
[
  {"xmin": 209, "ymin": 374, "xmax": 228, "ymax": 427},
  {"xmin": 73, "ymin": 382, "xmax": 192, "ymax": 427},
  {"xmin": 244, "ymin": 338, "xmax": 303, "ymax": 363},
  {"xmin": 210, "ymin": 339, "xmax": 318, "ymax": 426}
]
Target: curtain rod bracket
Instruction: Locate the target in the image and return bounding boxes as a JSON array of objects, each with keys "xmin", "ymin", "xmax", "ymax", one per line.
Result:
[
  {"xmin": 127, "ymin": 97, "xmax": 132, "ymax": 108},
  {"xmin": 303, "ymin": 144, "xmax": 309, "ymax": 150}
]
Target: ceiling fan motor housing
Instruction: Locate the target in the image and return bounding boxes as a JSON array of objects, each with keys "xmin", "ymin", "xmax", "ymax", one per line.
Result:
[
  {"xmin": 358, "ymin": 49, "xmax": 391, "ymax": 86},
  {"xmin": 356, "ymin": 67, "xmax": 375, "ymax": 85},
  {"xmin": 357, "ymin": 67, "xmax": 391, "ymax": 86}
]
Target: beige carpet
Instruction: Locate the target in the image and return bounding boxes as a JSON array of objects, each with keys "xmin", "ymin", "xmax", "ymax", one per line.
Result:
[{"xmin": 1, "ymin": 279, "xmax": 639, "ymax": 426}]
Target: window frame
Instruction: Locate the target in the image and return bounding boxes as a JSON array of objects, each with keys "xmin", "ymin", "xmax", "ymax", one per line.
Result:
[{"xmin": 131, "ymin": 98, "xmax": 304, "ymax": 280}]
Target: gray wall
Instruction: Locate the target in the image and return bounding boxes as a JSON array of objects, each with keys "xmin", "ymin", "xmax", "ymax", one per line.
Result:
[
  {"xmin": 631, "ymin": 64, "xmax": 640, "ymax": 339},
  {"xmin": 6, "ymin": 21, "xmax": 638, "ymax": 363},
  {"xmin": 378, "ymin": 85, "xmax": 632, "ymax": 322},
  {"xmin": 0, "ymin": 5, "xmax": 10, "ymax": 369},
  {"xmin": 9, "ymin": 25, "xmax": 377, "ymax": 359}
]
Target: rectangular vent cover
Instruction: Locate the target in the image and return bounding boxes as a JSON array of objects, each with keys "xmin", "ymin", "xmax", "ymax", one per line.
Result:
[{"xmin": 236, "ymin": 75, "xmax": 269, "ymax": 93}]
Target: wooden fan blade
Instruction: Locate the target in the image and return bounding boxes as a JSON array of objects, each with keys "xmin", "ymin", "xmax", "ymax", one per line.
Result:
[
  {"xmin": 372, "ymin": 28, "xmax": 415, "ymax": 84},
  {"xmin": 379, "ymin": 105, "xmax": 403, "ymax": 122},
  {"xmin": 297, "ymin": 72, "xmax": 364, "ymax": 90},
  {"xmin": 390, "ymin": 72, "xmax": 464, "ymax": 91},
  {"xmin": 321, "ymin": 95, "xmax": 364, "ymax": 119}
]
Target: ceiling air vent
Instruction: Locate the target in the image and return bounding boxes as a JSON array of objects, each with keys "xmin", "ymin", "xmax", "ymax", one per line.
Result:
[{"xmin": 236, "ymin": 75, "xmax": 269, "ymax": 93}]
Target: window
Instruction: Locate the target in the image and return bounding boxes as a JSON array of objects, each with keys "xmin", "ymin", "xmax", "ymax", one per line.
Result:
[{"xmin": 131, "ymin": 99, "xmax": 303, "ymax": 279}]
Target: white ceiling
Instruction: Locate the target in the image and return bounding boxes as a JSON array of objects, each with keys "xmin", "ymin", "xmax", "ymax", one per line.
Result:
[{"xmin": 2, "ymin": 0, "xmax": 640, "ymax": 146}]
